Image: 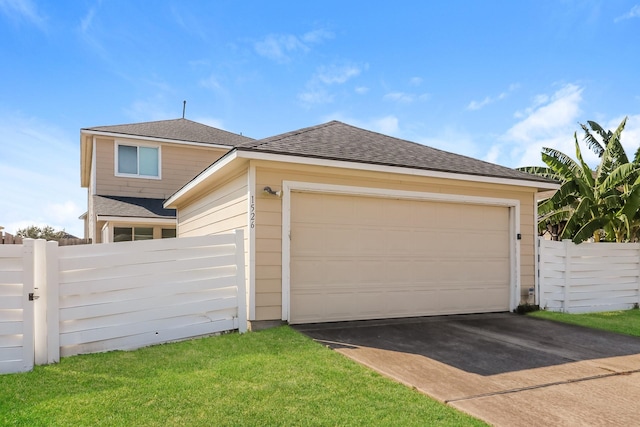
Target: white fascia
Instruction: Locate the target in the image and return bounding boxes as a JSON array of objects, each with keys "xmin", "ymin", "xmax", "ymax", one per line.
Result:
[
  {"xmin": 80, "ymin": 130, "xmax": 233, "ymax": 150},
  {"xmin": 96, "ymin": 216, "xmax": 176, "ymax": 225}
]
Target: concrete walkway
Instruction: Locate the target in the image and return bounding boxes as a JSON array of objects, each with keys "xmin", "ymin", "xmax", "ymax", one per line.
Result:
[{"xmin": 295, "ymin": 313, "xmax": 640, "ymax": 427}]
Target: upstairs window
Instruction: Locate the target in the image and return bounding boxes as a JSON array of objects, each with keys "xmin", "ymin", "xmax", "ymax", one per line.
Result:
[{"xmin": 116, "ymin": 143, "xmax": 160, "ymax": 178}]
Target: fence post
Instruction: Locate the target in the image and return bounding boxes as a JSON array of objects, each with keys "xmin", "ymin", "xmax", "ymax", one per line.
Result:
[
  {"xmin": 537, "ymin": 238, "xmax": 544, "ymax": 309},
  {"xmin": 234, "ymin": 229, "xmax": 248, "ymax": 333},
  {"xmin": 33, "ymin": 239, "xmax": 47, "ymax": 365},
  {"xmin": 563, "ymin": 239, "xmax": 572, "ymax": 312},
  {"xmin": 46, "ymin": 241, "xmax": 59, "ymax": 363}
]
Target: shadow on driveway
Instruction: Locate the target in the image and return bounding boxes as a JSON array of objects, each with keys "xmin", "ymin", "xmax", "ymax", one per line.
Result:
[{"xmin": 294, "ymin": 313, "xmax": 640, "ymax": 376}]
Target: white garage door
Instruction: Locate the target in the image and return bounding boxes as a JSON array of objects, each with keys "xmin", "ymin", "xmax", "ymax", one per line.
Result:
[{"xmin": 290, "ymin": 192, "xmax": 512, "ymax": 324}]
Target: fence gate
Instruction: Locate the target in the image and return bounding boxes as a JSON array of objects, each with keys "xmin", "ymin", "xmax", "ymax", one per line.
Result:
[{"xmin": 0, "ymin": 242, "xmax": 35, "ymax": 374}]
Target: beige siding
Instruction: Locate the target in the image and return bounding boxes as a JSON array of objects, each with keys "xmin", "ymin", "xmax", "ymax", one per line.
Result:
[
  {"xmin": 253, "ymin": 161, "xmax": 537, "ymax": 321},
  {"xmin": 177, "ymin": 170, "xmax": 250, "ymax": 310},
  {"xmin": 94, "ymin": 137, "xmax": 229, "ymax": 199}
]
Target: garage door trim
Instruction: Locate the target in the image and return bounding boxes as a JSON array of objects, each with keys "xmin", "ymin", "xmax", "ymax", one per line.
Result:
[{"xmin": 281, "ymin": 181, "xmax": 521, "ymax": 322}]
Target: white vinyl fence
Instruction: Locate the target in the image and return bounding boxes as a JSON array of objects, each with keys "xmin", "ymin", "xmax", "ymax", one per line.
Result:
[
  {"xmin": 1, "ymin": 231, "xmax": 246, "ymax": 374},
  {"xmin": 539, "ymin": 239, "xmax": 640, "ymax": 313},
  {"xmin": 0, "ymin": 244, "xmax": 35, "ymax": 374}
]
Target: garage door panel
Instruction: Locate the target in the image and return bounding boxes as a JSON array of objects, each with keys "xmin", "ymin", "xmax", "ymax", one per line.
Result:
[
  {"xmin": 290, "ymin": 192, "xmax": 512, "ymax": 324},
  {"xmin": 355, "ymin": 197, "xmax": 387, "ymax": 224},
  {"xmin": 357, "ymin": 228, "xmax": 389, "ymax": 253},
  {"xmin": 386, "ymin": 261, "xmax": 415, "ymax": 282},
  {"xmin": 291, "ymin": 225, "xmax": 326, "ymax": 254},
  {"xmin": 325, "ymin": 228, "xmax": 359, "ymax": 253},
  {"xmin": 290, "ymin": 259, "xmax": 324, "ymax": 285},
  {"xmin": 358, "ymin": 260, "xmax": 386, "ymax": 284}
]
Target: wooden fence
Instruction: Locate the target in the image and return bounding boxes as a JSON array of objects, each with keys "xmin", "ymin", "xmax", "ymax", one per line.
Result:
[
  {"xmin": 0, "ymin": 231, "xmax": 91, "ymax": 246},
  {"xmin": 0, "ymin": 232, "xmax": 23, "ymax": 245},
  {"xmin": 0, "ymin": 231, "xmax": 246, "ymax": 374},
  {"xmin": 538, "ymin": 239, "xmax": 640, "ymax": 313}
]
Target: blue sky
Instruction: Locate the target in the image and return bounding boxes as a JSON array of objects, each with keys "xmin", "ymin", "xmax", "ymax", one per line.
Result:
[{"xmin": 1, "ymin": 0, "xmax": 640, "ymax": 238}]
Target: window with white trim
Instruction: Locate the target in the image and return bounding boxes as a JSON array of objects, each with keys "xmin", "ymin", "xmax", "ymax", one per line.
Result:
[
  {"xmin": 116, "ymin": 143, "xmax": 160, "ymax": 178},
  {"xmin": 114, "ymin": 226, "xmax": 154, "ymax": 242}
]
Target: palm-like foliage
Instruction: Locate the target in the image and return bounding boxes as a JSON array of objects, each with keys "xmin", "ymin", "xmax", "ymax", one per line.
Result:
[{"xmin": 518, "ymin": 117, "xmax": 640, "ymax": 243}]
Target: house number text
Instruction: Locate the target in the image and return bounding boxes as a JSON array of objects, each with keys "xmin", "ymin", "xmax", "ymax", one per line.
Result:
[{"xmin": 250, "ymin": 195, "xmax": 255, "ymax": 228}]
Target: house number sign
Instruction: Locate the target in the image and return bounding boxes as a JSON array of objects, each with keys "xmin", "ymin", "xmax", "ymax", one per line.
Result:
[{"xmin": 250, "ymin": 195, "xmax": 256, "ymax": 229}]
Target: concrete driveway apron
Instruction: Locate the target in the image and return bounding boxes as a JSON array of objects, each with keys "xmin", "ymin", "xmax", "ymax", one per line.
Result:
[{"xmin": 294, "ymin": 313, "xmax": 640, "ymax": 427}]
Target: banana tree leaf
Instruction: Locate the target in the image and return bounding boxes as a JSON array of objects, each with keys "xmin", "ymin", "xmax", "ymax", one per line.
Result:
[
  {"xmin": 516, "ymin": 166, "xmax": 562, "ymax": 182},
  {"xmin": 574, "ymin": 133, "xmax": 596, "ymax": 189},
  {"xmin": 581, "ymin": 122, "xmax": 605, "ymax": 157},
  {"xmin": 599, "ymin": 163, "xmax": 639, "ymax": 193},
  {"xmin": 571, "ymin": 217, "xmax": 609, "ymax": 243},
  {"xmin": 542, "ymin": 148, "xmax": 583, "ymax": 179}
]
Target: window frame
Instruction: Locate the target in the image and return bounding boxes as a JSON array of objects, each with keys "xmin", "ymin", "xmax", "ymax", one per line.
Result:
[{"xmin": 114, "ymin": 141, "xmax": 162, "ymax": 179}]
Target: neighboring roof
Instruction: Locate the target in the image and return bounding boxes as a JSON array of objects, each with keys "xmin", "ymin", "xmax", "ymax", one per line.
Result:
[
  {"xmin": 94, "ymin": 195, "xmax": 176, "ymax": 219},
  {"xmin": 236, "ymin": 121, "xmax": 554, "ymax": 184},
  {"xmin": 83, "ymin": 118, "xmax": 253, "ymax": 146}
]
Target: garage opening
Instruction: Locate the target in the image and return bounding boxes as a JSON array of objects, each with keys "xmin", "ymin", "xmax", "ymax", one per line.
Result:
[{"xmin": 289, "ymin": 191, "xmax": 512, "ymax": 324}]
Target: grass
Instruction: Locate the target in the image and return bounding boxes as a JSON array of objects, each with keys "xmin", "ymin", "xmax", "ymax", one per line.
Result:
[
  {"xmin": 529, "ymin": 308, "xmax": 640, "ymax": 337},
  {"xmin": 0, "ymin": 326, "xmax": 485, "ymax": 426}
]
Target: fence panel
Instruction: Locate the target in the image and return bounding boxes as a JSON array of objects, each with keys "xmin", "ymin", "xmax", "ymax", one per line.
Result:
[
  {"xmin": 539, "ymin": 239, "xmax": 640, "ymax": 313},
  {"xmin": 56, "ymin": 232, "xmax": 246, "ymax": 357},
  {"xmin": 0, "ymin": 242, "xmax": 34, "ymax": 374}
]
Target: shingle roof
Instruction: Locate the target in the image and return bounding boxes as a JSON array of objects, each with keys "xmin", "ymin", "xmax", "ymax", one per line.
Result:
[
  {"xmin": 236, "ymin": 121, "xmax": 553, "ymax": 184},
  {"xmin": 94, "ymin": 195, "xmax": 175, "ymax": 219},
  {"xmin": 84, "ymin": 118, "xmax": 253, "ymax": 146}
]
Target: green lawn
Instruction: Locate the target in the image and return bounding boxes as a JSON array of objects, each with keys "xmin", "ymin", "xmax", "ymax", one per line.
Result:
[
  {"xmin": 0, "ymin": 326, "xmax": 485, "ymax": 426},
  {"xmin": 529, "ymin": 308, "xmax": 640, "ymax": 337}
]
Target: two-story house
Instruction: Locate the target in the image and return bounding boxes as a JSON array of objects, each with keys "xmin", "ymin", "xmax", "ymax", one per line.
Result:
[{"xmin": 80, "ymin": 118, "xmax": 253, "ymax": 243}]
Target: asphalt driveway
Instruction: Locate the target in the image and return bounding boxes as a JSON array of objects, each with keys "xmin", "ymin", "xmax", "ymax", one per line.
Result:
[{"xmin": 294, "ymin": 313, "xmax": 640, "ymax": 427}]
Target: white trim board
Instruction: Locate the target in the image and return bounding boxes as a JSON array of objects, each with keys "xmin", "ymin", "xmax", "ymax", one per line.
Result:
[
  {"xmin": 281, "ymin": 180, "xmax": 521, "ymax": 322},
  {"xmin": 81, "ymin": 130, "xmax": 233, "ymax": 150},
  {"xmin": 97, "ymin": 216, "xmax": 176, "ymax": 225},
  {"xmin": 247, "ymin": 162, "xmax": 257, "ymax": 321}
]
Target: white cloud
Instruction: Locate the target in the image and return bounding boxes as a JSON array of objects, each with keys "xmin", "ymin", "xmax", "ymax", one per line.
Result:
[
  {"xmin": 301, "ymin": 29, "xmax": 334, "ymax": 44},
  {"xmin": 384, "ymin": 92, "xmax": 414, "ymax": 103},
  {"xmin": 467, "ymin": 96, "xmax": 492, "ymax": 111},
  {"xmin": 0, "ymin": 113, "xmax": 85, "ymax": 237},
  {"xmin": 372, "ymin": 116, "xmax": 399, "ymax": 134},
  {"xmin": 495, "ymin": 83, "xmax": 586, "ymax": 168},
  {"xmin": 383, "ymin": 91, "xmax": 430, "ymax": 104},
  {"xmin": 416, "ymin": 128, "xmax": 482, "ymax": 160},
  {"xmin": 254, "ymin": 34, "xmax": 307, "ymax": 62},
  {"xmin": 199, "ymin": 74, "xmax": 223, "ymax": 91},
  {"xmin": 192, "ymin": 116, "xmax": 225, "ymax": 130},
  {"xmin": 604, "ymin": 114, "xmax": 640, "ymax": 159},
  {"xmin": 615, "ymin": 4, "xmax": 640, "ymax": 22},
  {"xmin": 0, "ymin": 0, "xmax": 46, "ymax": 28},
  {"xmin": 79, "ymin": 4, "xmax": 96, "ymax": 33},
  {"xmin": 355, "ymin": 86, "xmax": 369, "ymax": 95},
  {"xmin": 298, "ymin": 88, "xmax": 334, "ymax": 105},
  {"xmin": 409, "ymin": 77, "xmax": 423, "ymax": 86},
  {"xmin": 298, "ymin": 62, "xmax": 365, "ymax": 106},
  {"xmin": 254, "ymin": 29, "xmax": 332, "ymax": 63},
  {"xmin": 466, "ymin": 83, "xmax": 519, "ymax": 111},
  {"xmin": 505, "ymin": 84, "xmax": 583, "ymax": 144},
  {"xmin": 124, "ymin": 97, "xmax": 176, "ymax": 121},
  {"xmin": 316, "ymin": 64, "xmax": 361, "ymax": 85}
]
